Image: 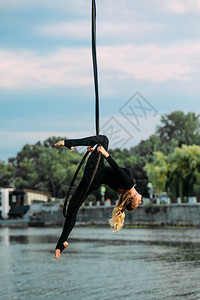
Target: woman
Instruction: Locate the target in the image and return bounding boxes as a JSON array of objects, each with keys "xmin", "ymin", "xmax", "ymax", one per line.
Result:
[{"xmin": 54, "ymin": 135, "xmax": 142, "ymax": 259}]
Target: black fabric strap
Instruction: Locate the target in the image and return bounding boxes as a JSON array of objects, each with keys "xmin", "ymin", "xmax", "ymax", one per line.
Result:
[
  {"xmin": 63, "ymin": 0, "xmax": 101, "ymax": 217},
  {"xmin": 92, "ymin": 0, "xmax": 99, "ymax": 135}
]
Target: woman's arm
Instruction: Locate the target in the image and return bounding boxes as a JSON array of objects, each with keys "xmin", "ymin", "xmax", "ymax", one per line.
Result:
[
  {"xmin": 97, "ymin": 146, "xmax": 133, "ymax": 182},
  {"xmin": 55, "ymin": 135, "xmax": 108, "ymax": 150}
]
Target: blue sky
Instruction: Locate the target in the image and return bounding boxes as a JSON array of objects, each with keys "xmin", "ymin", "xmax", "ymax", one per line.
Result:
[{"xmin": 0, "ymin": 0, "xmax": 200, "ymax": 161}]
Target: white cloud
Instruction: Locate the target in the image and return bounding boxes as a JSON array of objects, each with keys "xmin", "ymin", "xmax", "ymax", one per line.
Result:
[
  {"xmin": 162, "ymin": 0, "xmax": 200, "ymax": 15},
  {"xmin": 98, "ymin": 43, "xmax": 194, "ymax": 82},
  {"xmin": 164, "ymin": 1, "xmax": 187, "ymax": 14},
  {"xmin": 0, "ymin": 40, "xmax": 200, "ymax": 89},
  {"xmin": 0, "ymin": 48, "xmax": 93, "ymax": 89}
]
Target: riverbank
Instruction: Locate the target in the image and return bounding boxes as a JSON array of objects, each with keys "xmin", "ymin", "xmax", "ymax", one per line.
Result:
[{"xmin": 1, "ymin": 203, "xmax": 200, "ymax": 228}]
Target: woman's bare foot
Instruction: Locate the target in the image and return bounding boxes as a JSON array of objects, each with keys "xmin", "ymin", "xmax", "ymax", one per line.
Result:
[
  {"xmin": 54, "ymin": 140, "xmax": 64, "ymax": 147},
  {"xmin": 55, "ymin": 249, "xmax": 61, "ymax": 259},
  {"xmin": 63, "ymin": 241, "xmax": 69, "ymax": 248},
  {"xmin": 55, "ymin": 242, "xmax": 69, "ymax": 259},
  {"xmin": 54, "ymin": 140, "xmax": 74, "ymax": 150}
]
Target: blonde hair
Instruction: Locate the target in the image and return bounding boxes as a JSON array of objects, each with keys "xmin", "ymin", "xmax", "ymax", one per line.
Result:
[{"xmin": 109, "ymin": 191, "xmax": 138, "ymax": 232}]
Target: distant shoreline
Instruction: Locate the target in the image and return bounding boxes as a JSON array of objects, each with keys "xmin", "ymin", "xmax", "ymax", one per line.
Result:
[{"xmin": 1, "ymin": 203, "xmax": 200, "ymax": 228}]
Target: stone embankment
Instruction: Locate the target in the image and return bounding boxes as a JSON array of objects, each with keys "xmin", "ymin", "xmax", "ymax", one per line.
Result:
[{"xmin": 1, "ymin": 203, "xmax": 200, "ymax": 227}]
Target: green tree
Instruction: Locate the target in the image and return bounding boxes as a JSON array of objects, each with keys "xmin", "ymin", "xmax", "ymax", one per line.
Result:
[
  {"xmin": 145, "ymin": 152, "xmax": 169, "ymax": 193},
  {"xmin": 145, "ymin": 145, "xmax": 200, "ymax": 200},
  {"xmin": 15, "ymin": 157, "xmax": 38, "ymax": 188},
  {"xmin": 0, "ymin": 160, "xmax": 16, "ymax": 187},
  {"xmin": 132, "ymin": 134, "xmax": 161, "ymax": 158},
  {"xmin": 156, "ymin": 111, "xmax": 200, "ymax": 152},
  {"xmin": 1, "ymin": 111, "xmax": 200, "ymax": 201},
  {"xmin": 1, "ymin": 137, "xmax": 85, "ymax": 198},
  {"xmin": 167, "ymin": 145, "xmax": 200, "ymax": 199},
  {"xmin": 132, "ymin": 111, "xmax": 200, "ymax": 158}
]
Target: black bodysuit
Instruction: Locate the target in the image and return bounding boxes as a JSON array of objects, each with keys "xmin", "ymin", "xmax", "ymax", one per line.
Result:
[{"xmin": 56, "ymin": 135, "xmax": 134, "ymax": 251}]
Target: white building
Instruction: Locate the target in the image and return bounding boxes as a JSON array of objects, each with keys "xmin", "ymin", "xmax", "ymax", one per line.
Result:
[
  {"xmin": 0, "ymin": 188, "xmax": 14, "ymax": 219},
  {"xmin": 0, "ymin": 188, "xmax": 51, "ymax": 219},
  {"xmin": 23, "ymin": 189, "xmax": 51, "ymax": 205}
]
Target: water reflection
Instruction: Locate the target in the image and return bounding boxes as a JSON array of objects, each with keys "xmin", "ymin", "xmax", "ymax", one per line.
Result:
[
  {"xmin": 158, "ymin": 242, "xmax": 200, "ymax": 264},
  {"xmin": 5, "ymin": 233, "xmax": 200, "ymax": 264},
  {"xmin": 0, "ymin": 227, "xmax": 10, "ymax": 246},
  {"xmin": 9, "ymin": 235, "xmax": 56, "ymax": 244}
]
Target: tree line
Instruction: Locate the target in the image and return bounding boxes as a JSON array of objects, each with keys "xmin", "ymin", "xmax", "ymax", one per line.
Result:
[{"xmin": 0, "ymin": 111, "xmax": 200, "ymax": 202}]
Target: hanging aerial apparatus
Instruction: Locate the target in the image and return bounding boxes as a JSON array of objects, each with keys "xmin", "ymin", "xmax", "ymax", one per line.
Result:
[{"xmin": 63, "ymin": 0, "xmax": 101, "ymax": 217}]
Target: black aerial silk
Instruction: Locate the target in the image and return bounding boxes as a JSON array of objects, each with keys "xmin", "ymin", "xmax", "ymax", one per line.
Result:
[{"xmin": 63, "ymin": 0, "xmax": 101, "ymax": 217}]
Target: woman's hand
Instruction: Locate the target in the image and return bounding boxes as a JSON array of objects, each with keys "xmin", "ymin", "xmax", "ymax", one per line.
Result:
[
  {"xmin": 97, "ymin": 146, "xmax": 109, "ymax": 158},
  {"xmin": 87, "ymin": 146, "xmax": 95, "ymax": 152},
  {"xmin": 129, "ymin": 187, "xmax": 142, "ymax": 207},
  {"xmin": 134, "ymin": 193, "xmax": 142, "ymax": 206}
]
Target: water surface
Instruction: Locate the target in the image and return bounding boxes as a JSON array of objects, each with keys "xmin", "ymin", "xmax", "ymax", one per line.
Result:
[{"xmin": 0, "ymin": 226, "xmax": 200, "ymax": 300}]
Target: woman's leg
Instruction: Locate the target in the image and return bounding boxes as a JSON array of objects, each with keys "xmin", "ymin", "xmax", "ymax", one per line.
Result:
[
  {"xmin": 56, "ymin": 135, "xmax": 108, "ymax": 253},
  {"xmin": 56, "ymin": 178, "xmax": 95, "ymax": 252},
  {"xmin": 64, "ymin": 135, "xmax": 109, "ymax": 150}
]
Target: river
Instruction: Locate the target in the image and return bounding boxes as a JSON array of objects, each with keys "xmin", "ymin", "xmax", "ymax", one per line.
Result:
[{"xmin": 0, "ymin": 226, "xmax": 200, "ymax": 300}]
